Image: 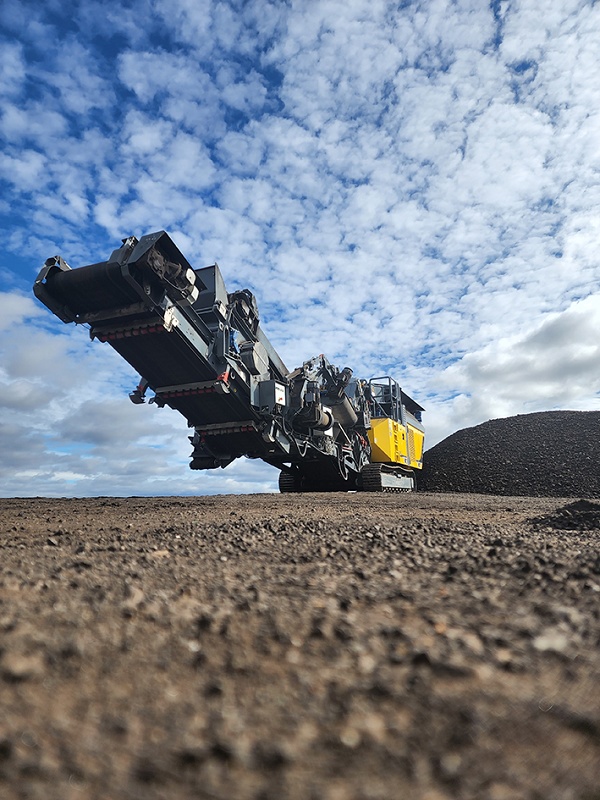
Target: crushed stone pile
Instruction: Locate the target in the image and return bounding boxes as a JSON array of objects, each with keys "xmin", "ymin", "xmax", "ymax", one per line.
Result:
[
  {"xmin": 530, "ymin": 498, "xmax": 600, "ymax": 531},
  {"xmin": 420, "ymin": 410, "xmax": 600, "ymax": 497}
]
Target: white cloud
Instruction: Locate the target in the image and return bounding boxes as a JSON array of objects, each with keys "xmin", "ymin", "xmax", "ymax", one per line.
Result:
[
  {"xmin": 118, "ymin": 51, "xmax": 207, "ymax": 105},
  {"xmin": 38, "ymin": 41, "xmax": 115, "ymax": 115},
  {"xmin": 421, "ymin": 293, "xmax": 600, "ymax": 445},
  {"xmin": 453, "ymin": 294, "xmax": 600, "ymax": 396},
  {"xmin": 0, "ymin": 292, "xmax": 42, "ymax": 330},
  {"xmin": 0, "ymin": 149, "xmax": 47, "ymax": 191},
  {"xmin": 0, "ymin": 41, "xmax": 26, "ymax": 96},
  {"xmin": 153, "ymin": 0, "xmax": 213, "ymax": 46},
  {"xmin": 0, "ymin": 378, "xmax": 48, "ymax": 411}
]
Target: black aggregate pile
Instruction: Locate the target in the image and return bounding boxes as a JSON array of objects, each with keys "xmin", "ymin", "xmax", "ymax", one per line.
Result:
[
  {"xmin": 420, "ymin": 410, "xmax": 600, "ymax": 497},
  {"xmin": 530, "ymin": 499, "xmax": 600, "ymax": 531}
]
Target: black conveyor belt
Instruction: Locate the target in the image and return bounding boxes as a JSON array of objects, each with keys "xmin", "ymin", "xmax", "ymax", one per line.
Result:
[{"xmin": 46, "ymin": 261, "xmax": 142, "ymax": 315}]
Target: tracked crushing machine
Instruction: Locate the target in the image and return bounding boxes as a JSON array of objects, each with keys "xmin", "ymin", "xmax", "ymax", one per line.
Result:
[{"xmin": 34, "ymin": 231, "xmax": 424, "ymax": 491}]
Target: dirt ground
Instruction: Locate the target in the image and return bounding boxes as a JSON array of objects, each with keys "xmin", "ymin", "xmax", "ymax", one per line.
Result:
[{"xmin": 0, "ymin": 492, "xmax": 599, "ymax": 800}]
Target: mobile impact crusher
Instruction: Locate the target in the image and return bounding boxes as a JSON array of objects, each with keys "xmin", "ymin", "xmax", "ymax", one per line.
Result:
[{"xmin": 34, "ymin": 231, "xmax": 424, "ymax": 492}]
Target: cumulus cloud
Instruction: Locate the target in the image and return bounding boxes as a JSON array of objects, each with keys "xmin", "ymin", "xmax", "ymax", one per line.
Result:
[
  {"xmin": 447, "ymin": 294, "xmax": 600, "ymax": 402},
  {"xmin": 0, "ymin": 292, "xmax": 42, "ymax": 330},
  {"xmin": 0, "ymin": 41, "xmax": 26, "ymax": 96},
  {"xmin": 1, "ymin": 0, "xmax": 600, "ymax": 494}
]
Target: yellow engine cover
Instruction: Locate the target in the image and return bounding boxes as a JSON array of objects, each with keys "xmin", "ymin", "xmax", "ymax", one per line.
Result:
[{"xmin": 367, "ymin": 417, "xmax": 424, "ymax": 469}]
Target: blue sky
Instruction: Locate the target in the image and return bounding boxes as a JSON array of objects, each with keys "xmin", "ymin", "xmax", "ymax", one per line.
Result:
[{"xmin": 1, "ymin": 0, "xmax": 600, "ymax": 496}]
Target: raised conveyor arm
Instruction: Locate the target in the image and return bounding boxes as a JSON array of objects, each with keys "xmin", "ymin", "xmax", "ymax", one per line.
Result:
[{"xmin": 34, "ymin": 231, "xmax": 293, "ymax": 468}]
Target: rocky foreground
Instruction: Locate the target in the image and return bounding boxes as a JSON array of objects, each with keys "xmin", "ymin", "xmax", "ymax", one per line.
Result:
[
  {"xmin": 0, "ymin": 493, "xmax": 599, "ymax": 800},
  {"xmin": 420, "ymin": 410, "xmax": 600, "ymax": 497}
]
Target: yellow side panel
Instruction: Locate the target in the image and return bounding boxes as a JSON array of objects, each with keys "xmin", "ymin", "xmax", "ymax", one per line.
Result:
[
  {"xmin": 367, "ymin": 418, "xmax": 424, "ymax": 470},
  {"xmin": 406, "ymin": 422, "xmax": 424, "ymax": 469},
  {"xmin": 368, "ymin": 418, "xmax": 407, "ymax": 465}
]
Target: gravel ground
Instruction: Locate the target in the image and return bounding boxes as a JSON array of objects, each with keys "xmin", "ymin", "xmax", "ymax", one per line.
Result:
[
  {"xmin": 1, "ymin": 492, "xmax": 599, "ymax": 800},
  {"xmin": 420, "ymin": 411, "xmax": 600, "ymax": 497}
]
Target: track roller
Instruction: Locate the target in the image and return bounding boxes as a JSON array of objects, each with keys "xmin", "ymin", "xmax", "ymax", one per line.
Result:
[
  {"xmin": 278, "ymin": 470, "xmax": 302, "ymax": 493},
  {"xmin": 360, "ymin": 463, "xmax": 415, "ymax": 492},
  {"xmin": 360, "ymin": 463, "xmax": 384, "ymax": 492}
]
